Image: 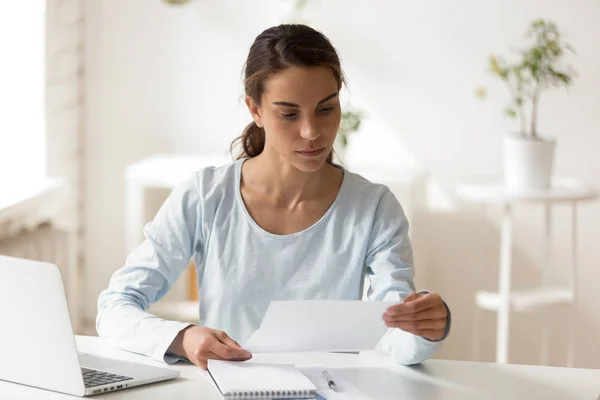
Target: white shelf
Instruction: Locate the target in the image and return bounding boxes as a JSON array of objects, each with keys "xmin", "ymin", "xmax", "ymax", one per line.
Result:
[
  {"xmin": 125, "ymin": 153, "xmax": 231, "ymax": 188},
  {"xmin": 456, "ymin": 177, "xmax": 598, "ymax": 205},
  {"xmin": 475, "ymin": 287, "xmax": 573, "ymax": 312}
]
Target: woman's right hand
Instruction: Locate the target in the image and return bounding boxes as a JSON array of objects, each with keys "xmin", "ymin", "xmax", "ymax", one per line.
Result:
[{"xmin": 169, "ymin": 325, "xmax": 252, "ymax": 370}]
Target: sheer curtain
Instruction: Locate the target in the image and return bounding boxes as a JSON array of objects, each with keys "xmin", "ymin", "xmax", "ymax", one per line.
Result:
[{"xmin": 0, "ymin": 2, "xmax": 46, "ymax": 186}]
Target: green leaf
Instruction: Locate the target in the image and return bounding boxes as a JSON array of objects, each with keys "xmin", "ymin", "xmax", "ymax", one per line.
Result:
[
  {"xmin": 555, "ymin": 72, "xmax": 571, "ymax": 85},
  {"xmin": 474, "ymin": 87, "xmax": 487, "ymax": 99},
  {"xmin": 293, "ymin": 0, "xmax": 309, "ymax": 11},
  {"xmin": 529, "ymin": 60, "xmax": 540, "ymax": 80},
  {"xmin": 489, "ymin": 56, "xmax": 508, "ymax": 79},
  {"xmin": 548, "ymin": 40, "xmax": 561, "ymax": 57},
  {"xmin": 482, "ymin": 18, "xmax": 577, "ymax": 124},
  {"xmin": 504, "ymin": 107, "xmax": 517, "ymax": 119},
  {"xmin": 342, "ymin": 134, "xmax": 348, "ymax": 147},
  {"xmin": 338, "ymin": 109, "xmax": 363, "ymax": 140}
]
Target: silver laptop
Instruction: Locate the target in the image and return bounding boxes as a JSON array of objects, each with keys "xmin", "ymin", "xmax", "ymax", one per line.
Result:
[{"xmin": 0, "ymin": 255, "xmax": 180, "ymax": 396}]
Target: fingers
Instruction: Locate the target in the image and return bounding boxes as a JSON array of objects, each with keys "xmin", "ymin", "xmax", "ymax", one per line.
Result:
[
  {"xmin": 386, "ymin": 293, "xmax": 440, "ymax": 316},
  {"xmin": 211, "ymin": 340, "xmax": 253, "ymax": 361},
  {"xmin": 215, "ymin": 330, "xmax": 243, "ymax": 349},
  {"xmin": 403, "ymin": 292, "xmax": 419, "ymax": 302},
  {"xmin": 196, "ymin": 359, "xmax": 208, "ymax": 370},
  {"xmin": 383, "ymin": 293, "xmax": 447, "ymax": 340},
  {"xmin": 384, "ymin": 317, "xmax": 447, "ymax": 331},
  {"xmin": 187, "ymin": 330, "xmax": 252, "ymax": 370},
  {"xmin": 206, "ymin": 352, "xmax": 227, "ymax": 361},
  {"xmin": 188, "ymin": 347, "xmax": 249, "ymax": 370},
  {"xmin": 383, "ymin": 307, "xmax": 447, "ymax": 323}
]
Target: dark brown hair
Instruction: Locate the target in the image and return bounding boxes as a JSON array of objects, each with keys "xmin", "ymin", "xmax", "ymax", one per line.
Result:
[{"xmin": 230, "ymin": 24, "xmax": 345, "ymax": 163}]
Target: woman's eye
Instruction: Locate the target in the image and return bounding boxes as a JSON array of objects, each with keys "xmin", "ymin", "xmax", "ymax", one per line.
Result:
[
  {"xmin": 282, "ymin": 113, "xmax": 297, "ymax": 120},
  {"xmin": 318, "ymin": 107, "xmax": 333, "ymax": 114}
]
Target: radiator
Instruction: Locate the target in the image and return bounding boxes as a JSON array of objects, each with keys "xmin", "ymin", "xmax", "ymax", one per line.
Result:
[{"xmin": 0, "ymin": 222, "xmax": 82, "ymax": 333}]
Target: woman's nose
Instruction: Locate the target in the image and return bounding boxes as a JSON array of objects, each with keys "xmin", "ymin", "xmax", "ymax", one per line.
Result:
[{"xmin": 300, "ymin": 118, "xmax": 321, "ymax": 140}]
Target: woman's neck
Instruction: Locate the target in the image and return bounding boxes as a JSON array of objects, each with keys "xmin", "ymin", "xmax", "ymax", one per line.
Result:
[{"xmin": 241, "ymin": 150, "xmax": 339, "ymax": 206}]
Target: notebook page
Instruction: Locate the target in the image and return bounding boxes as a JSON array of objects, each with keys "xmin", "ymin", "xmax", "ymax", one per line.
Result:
[{"xmin": 208, "ymin": 360, "xmax": 317, "ymax": 395}]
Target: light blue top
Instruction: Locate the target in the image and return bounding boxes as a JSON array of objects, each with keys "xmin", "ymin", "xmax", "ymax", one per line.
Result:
[{"xmin": 97, "ymin": 159, "xmax": 449, "ymax": 365}]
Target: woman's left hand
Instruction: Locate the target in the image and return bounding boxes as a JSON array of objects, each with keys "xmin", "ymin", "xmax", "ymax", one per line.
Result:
[{"xmin": 382, "ymin": 292, "xmax": 448, "ymax": 341}]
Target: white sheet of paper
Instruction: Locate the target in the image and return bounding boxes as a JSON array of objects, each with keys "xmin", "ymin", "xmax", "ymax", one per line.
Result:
[
  {"xmin": 298, "ymin": 366, "xmax": 374, "ymax": 400},
  {"xmin": 243, "ymin": 300, "xmax": 397, "ymax": 353}
]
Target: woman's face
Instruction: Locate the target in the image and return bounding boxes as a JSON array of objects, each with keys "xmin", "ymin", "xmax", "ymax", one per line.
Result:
[{"xmin": 247, "ymin": 66, "xmax": 341, "ymax": 172}]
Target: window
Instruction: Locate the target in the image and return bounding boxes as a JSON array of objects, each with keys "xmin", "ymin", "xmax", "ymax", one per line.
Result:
[{"xmin": 0, "ymin": 2, "xmax": 46, "ymax": 186}]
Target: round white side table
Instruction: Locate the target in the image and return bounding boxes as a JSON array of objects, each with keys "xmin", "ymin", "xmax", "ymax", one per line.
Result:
[{"xmin": 456, "ymin": 178, "xmax": 598, "ymax": 366}]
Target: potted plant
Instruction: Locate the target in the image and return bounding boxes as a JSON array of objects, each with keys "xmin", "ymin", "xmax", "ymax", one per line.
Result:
[
  {"xmin": 334, "ymin": 108, "xmax": 363, "ymax": 162},
  {"xmin": 476, "ymin": 19, "xmax": 576, "ymax": 190}
]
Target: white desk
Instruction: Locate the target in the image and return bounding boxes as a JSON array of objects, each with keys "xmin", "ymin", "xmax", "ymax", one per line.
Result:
[{"xmin": 1, "ymin": 336, "xmax": 599, "ymax": 399}]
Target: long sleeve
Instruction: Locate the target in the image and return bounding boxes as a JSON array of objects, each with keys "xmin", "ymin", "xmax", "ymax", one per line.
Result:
[
  {"xmin": 365, "ymin": 187, "xmax": 447, "ymax": 365},
  {"xmin": 96, "ymin": 175, "xmax": 202, "ymax": 364}
]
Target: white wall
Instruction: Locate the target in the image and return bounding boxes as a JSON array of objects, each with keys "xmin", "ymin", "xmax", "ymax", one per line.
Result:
[
  {"xmin": 305, "ymin": 0, "xmax": 600, "ymax": 367},
  {"xmin": 84, "ymin": 0, "xmax": 276, "ymax": 323},
  {"xmin": 85, "ymin": 0, "xmax": 600, "ymax": 368}
]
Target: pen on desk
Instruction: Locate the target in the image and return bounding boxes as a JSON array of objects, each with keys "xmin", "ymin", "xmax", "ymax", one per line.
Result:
[{"xmin": 322, "ymin": 369, "xmax": 338, "ymax": 392}]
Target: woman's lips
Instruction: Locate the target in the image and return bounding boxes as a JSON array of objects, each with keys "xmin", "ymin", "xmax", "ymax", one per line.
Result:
[{"xmin": 296, "ymin": 148, "xmax": 325, "ymax": 157}]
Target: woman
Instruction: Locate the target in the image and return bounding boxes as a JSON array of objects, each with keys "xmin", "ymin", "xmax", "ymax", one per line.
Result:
[{"xmin": 97, "ymin": 24, "xmax": 451, "ymax": 370}]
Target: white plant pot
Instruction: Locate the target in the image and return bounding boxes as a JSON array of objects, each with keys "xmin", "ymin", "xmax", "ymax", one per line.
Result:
[{"xmin": 503, "ymin": 133, "xmax": 556, "ymax": 191}]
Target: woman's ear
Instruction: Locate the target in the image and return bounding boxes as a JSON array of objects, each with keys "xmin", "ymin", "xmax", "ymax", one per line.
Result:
[{"xmin": 245, "ymin": 96, "xmax": 262, "ymax": 127}]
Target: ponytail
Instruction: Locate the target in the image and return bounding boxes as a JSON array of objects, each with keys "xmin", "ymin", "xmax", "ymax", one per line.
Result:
[{"xmin": 231, "ymin": 121, "xmax": 265, "ymax": 160}]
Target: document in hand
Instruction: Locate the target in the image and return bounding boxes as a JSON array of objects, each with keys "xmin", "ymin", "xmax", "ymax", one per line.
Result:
[{"xmin": 243, "ymin": 300, "xmax": 397, "ymax": 353}]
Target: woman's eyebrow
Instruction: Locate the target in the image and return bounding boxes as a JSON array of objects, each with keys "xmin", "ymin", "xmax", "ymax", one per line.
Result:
[{"xmin": 272, "ymin": 92, "xmax": 338, "ymax": 108}]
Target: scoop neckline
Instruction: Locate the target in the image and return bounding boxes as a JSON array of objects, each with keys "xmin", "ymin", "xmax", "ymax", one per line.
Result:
[{"xmin": 234, "ymin": 158, "xmax": 347, "ymax": 240}]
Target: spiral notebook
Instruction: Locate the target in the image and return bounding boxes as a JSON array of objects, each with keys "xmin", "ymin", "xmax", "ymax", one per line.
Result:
[{"xmin": 207, "ymin": 360, "xmax": 317, "ymax": 399}]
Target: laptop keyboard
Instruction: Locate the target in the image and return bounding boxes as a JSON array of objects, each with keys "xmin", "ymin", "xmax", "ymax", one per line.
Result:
[{"xmin": 82, "ymin": 367, "xmax": 134, "ymax": 388}]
